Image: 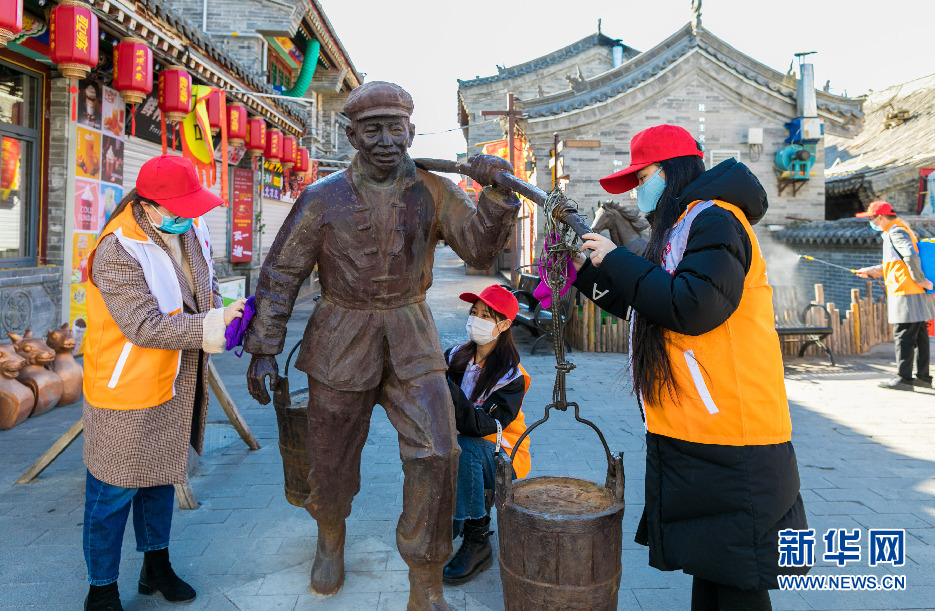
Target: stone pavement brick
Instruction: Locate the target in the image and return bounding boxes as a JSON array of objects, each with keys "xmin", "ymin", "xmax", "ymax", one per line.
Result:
[{"xmin": 3, "ymin": 246, "xmax": 935, "ymax": 610}]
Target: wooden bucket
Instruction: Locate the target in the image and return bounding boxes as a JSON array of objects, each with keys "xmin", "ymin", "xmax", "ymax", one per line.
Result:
[
  {"xmin": 272, "ymin": 341, "xmax": 311, "ymax": 507},
  {"xmin": 495, "ymin": 404, "xmax": 625, "ymax": 611}
]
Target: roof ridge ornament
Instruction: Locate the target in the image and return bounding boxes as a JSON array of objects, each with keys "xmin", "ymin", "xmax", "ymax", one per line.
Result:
[{"xmin": 691, "ymin": 0, "xmax": 702, "ymax": 36}]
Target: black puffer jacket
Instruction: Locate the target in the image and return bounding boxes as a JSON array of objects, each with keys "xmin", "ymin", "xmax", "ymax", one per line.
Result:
[{"xmin": 573, "ymin": 159, "xmax": 809, "ymax": 590}]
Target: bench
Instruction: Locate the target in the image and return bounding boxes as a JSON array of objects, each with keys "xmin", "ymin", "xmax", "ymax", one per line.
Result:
[
  {"xmin": 775, "ymin": 302, "xmax": 836, "ymax": 366},
  {"xmin": 506, "ymin": 273, "xmax": 574, "ymax": 355}
]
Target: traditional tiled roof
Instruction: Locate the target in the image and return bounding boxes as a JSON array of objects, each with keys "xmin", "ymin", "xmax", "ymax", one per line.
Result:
[
  {"xmin": 825, "ymin": 73, "xmax": 935, "ymax": 182},
  {"xmin": 128, "ymin": 0, "xmax": 308, "ymax": 125},
  {"xmin": 517, "ymin": 24, "xmax": 862, "ymax": 125},
  {"xmin": 457, "ymin": 33, "xmax": 632, "ymax": 88},
  {"xmin": 774, "ymin": 217, "xmax": 935, "ymax": 245}
]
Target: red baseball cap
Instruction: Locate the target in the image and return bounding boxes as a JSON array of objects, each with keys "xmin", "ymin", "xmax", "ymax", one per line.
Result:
[
  {"xmin": 599, "ymin": 124, "xmax": 704, "ymax": 194},
  {"xmin": 855, "ymin": 200, "xmax": 895, "ymax": 218},
  {"xmin": 136, "ymin": 155, "xmax": 223, "ymax": 218},
  {"xmin": 459, "ymin": 285, "xmax": 519, "ymax": 322}
]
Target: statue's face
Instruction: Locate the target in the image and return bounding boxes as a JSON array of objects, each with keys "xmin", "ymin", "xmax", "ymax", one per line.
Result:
[{"xmin": 346, "ymin": 116, "xmax": 414, "ymax": 172}]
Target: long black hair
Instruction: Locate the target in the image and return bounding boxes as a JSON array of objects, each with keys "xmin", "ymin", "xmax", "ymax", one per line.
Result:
[
  {"xmin": 448, "ymin": 306, "xmax": 521, "ymax": 404},
  {"xmin": 630, "ymin": 152, "xmax": 706, "ymax": 406}
]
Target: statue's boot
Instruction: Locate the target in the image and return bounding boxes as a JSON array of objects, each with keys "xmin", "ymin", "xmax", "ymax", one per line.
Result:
[
  {"xmin": 407, "ymin": 563, "xmax": 450, "ymax": 611},
  {"xmin": 310, "ymin": 521, "xmax": 345, "ymax": 595}
]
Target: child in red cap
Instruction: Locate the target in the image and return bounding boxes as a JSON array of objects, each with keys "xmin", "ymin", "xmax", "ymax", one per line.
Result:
[{"xmin": 442, "ymin": 285, "xmax": 531, "ymax": 584}]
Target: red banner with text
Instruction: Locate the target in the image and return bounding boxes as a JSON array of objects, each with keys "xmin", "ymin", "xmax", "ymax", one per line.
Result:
[{"xmin": 230, "ymin": 168, "xmax": 254, "ymax": 262}]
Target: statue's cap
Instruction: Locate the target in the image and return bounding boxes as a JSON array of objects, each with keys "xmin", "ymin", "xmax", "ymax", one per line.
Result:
[{"xmin": 344, "ymin": 81, "xmax": 414, "ymax": 121}]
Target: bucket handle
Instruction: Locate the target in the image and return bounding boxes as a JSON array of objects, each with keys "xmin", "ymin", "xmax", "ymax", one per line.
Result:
[
  {"xmin": 273, "ymin": 339, "xmax": 303, "ymax": 410},
  {"xmin": 496, "ymin": 402, "xmax": 625, "ymax": 506}
]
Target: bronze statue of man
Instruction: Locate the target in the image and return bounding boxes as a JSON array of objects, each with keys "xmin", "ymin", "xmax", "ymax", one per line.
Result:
[{"xmin": 244, "ymin": 81, "xmax": 519, "ymax": 610}]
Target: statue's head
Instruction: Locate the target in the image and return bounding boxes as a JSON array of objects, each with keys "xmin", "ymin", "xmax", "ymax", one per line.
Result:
[{"xmin": 344, "ymin": 81, "xmax": 415, "ymax": 173}]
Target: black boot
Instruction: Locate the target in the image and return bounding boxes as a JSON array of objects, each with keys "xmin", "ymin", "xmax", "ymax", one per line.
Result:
[
  {"xmin": 84, "ymin": 583, "xmax": 123, "ymax": 611},
  {"xmin": 442, "ymin": 516, "xmax": 493, "ymax": 584},
  {"xmin": 138, "ymin": 548, "xmax": 196, "ymax": 602}
]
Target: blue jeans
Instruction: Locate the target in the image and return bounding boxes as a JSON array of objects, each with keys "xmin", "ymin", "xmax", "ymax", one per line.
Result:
[
  {"xmin": 83, "ymin": 470, "xmax": 175, "ymax": 585},
  {"xmin": 453, "ymin": 434, "xmax": 518, "ymax": 537}
]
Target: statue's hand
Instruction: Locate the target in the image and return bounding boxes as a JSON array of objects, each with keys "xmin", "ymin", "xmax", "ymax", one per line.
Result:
[
  {"xmin": 247, "ymin": 354, "xmax": 279, "ymax": 405},
  {"xmin": 469, "ymin": 154, "xmax": 514, "ymax": 187}
]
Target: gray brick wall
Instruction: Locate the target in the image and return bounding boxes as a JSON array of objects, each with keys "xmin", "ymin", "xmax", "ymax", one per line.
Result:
[{"xmin": 46, "ymin": 78, "xmax": 71, "ymax": 269}]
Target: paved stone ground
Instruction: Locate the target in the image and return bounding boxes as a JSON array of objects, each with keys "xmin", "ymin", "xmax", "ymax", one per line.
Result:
[{"xmin": 2, "ymin": 245, "xmax": 935, "ymax": 610}]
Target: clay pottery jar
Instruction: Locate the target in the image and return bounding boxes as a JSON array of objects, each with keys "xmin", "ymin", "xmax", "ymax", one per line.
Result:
[
  {"xmin": 46, "ymin": 324, "xmax": 83, "ymax": 406},
  {"xmin": 7, "ymin": 331, "xmax": 63, "ymax": 417},
  {"xmin": 0, "ymin": 344, "xmax": 34, "ymax": 429}
]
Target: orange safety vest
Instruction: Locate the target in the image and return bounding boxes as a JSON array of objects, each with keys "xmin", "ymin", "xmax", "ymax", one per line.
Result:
[
  {"xmin": 482, "ymin": 364, "xmax": 532, "ymax": 479},
  {"xmin": 881, "ymin": 218, "xmax": 925, "ymax": 297},
  {"xmin": 645, "ymin": 200, "xmax": 791, "ymax": 446},
  {"xmin": 83, "ymin": 205, "xmax": 213, "ymax": 410}
]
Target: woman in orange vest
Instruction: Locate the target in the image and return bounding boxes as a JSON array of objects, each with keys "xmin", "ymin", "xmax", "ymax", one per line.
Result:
[
  {"xmin": 855, "ymin": 201, "xmax": 935, "ymax": 390},
  {"xmin": 442, "ymin": 285, "xmax": 531, "ymax": 584},
  {"xmin": 81, "ymin": 156, "xmax": 244, "ymax": 611},
  {"xmin": 572, "ymin": 125, "xmax": 807, "ymax": 610}
]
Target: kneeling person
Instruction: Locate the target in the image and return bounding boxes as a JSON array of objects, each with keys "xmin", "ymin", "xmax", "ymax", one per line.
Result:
[{"xmin": 443, "ymin": 285, "xmax": 531, "ymax": 584}]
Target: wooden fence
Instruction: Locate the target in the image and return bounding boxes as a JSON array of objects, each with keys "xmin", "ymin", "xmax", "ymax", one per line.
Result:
[
  {"xmin": 565, "ymin": 283, "xmax": 894, "ymax": 357},
  {"xmin": 566, "ymin": 288, "xmax": 628, "ymax": 353},
  {"xmin": 775, "ymin": 282, "xmax": 892, "ymax": 358}
]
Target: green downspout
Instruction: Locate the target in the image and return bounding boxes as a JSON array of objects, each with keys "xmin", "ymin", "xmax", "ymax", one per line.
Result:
[{"xmin": 283, "ymin": 40, "xmax": 320, "ymax": 98}]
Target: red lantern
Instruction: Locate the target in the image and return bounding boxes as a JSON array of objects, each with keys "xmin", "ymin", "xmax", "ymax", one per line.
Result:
[
  {"xmin": 265, "ymin": 128, "xmax": 282, "ymax": 160},
  {"xmin": 296, "ymin": 147, "xmax": 310, "ymax": 173},
  {"xmin": 227, "ymin": 104, "xmax": 247, "ymax": 147},
  {"xmin": 245, "ymin": 116, "xmax": 265, "ymax": 158},
  {"xmin": 206, "ymin": 90, "xmax": 223, "ymax": 135},
  {"xmin": 281, "ymin": 135, "xmax": 298, "ymax": 170},
  {"xmin": 50, "ymin": 0, "xmax": 99, "ymax": 79},
  {"xmin": 0, "ymin": 0, "xmax": 23, "ymax": 48},
  {"xmin": 158, "ymin": 65, "xmax": 191, "ymax": 123},
  {"xmin": 112, "ymin": 37, "xmax": 152, "ymax": 105}
]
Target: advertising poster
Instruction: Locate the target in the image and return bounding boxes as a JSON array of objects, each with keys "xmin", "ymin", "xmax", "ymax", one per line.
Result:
[
  {"xmin": 263, "ymin": 159, "xmax": 315, "ymax": 204},
  {"xmin": 99, "ymin": 184, "xmax": 122, "ymax": 227},
  {"xmin": 73, "ymin": 179, "xmax": 99, "ymax": 231},
  {"xmin": 71, "ymin": 233, "xmax": 94, "ymax": 283},
  {"xmin": 102, "ymin": 86, "xmax": 125, "ymax": 138},
  {"xmin": 77, "ymin": 80, "xmax": 102, "ymax": 130},
  {"xmin": 230, "ymin": 168, "xmax": 253, "ymax": 262},
  {"xmin": 70, "ymin": 85, "xmax": 126, "ymax": 354},
  {"xmin": 101, "ymin": 135, "xmax": 124, "ymax": 185},
  {"xmin": 262, "ymin": 160, "xmax": 282, "ymax": 200},
  {"xmin": 76, "ymin": 126, "xmax": 101, "ymax": 179},
  {"xmin": 70, "ymin": 283, "xmax": 88, "ymax": 354}
]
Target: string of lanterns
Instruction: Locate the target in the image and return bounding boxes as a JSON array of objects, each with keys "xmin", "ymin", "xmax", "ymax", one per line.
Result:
[{"xmin": 40, "ymin": 0, "xmax": 314, "ymax": 200}]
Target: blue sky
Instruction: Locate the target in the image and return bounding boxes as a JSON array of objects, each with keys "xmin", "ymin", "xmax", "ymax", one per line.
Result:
[{"xmin": 321, "ymin": 0, "xmax": 933, "ymax": 160}]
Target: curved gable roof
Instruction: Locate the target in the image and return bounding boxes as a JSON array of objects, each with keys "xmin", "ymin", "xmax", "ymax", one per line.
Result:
[
  {"xmin": 518, "ymin": 24, "xmax": 862, "ymax": 126},
  {"xmin": 457, "ymin": 33, "xmax": 635, "ymax": 89}
]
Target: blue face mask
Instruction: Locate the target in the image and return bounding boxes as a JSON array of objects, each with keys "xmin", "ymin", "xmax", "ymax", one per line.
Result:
[
  {"xmin": 869, "ymin": 220, "xmax": 883, "ymax": 232},
  {"xmin": 153, "ymin": 208, "xmax": 193, "ymax": 234},
  {"xmin": 637, "ymin": 169, "xmax": 665, "ymax": 214}
]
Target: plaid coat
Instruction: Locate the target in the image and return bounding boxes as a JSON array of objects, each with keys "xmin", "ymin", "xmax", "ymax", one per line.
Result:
[{"xmin": 83, "ymin": 203, "xmax": 221, "ymax": 488}]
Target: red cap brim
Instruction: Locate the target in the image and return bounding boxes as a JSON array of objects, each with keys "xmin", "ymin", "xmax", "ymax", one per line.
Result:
[
  {"xmin": 458, "ymin": 291, "xmax": 512, "ymax": 320},
  {"xmin": 598, "ymin": 161, "xmax": 653, "ymax": 194},
  {"xmin": 459, "ymin": 292, "xmax": 481, "ymax": 305},
  {"xmin": 154, "ymin": 185, "xmax": 224, "ymax": 218},
  {"xmin": 854, "ymin": 211, "xmax": 875, "ymax": 218}
]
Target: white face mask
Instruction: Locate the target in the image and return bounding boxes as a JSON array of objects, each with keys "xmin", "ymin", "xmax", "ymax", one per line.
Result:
[{"xmin": 466, "ymin": 315, "xmax": 498, "ymax": 346}]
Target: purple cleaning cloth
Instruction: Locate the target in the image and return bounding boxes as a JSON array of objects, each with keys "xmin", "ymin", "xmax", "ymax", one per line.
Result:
[
  {"xmin": 224, "ymin": 295, "xmax": 256, "ymax": 355},
  {"xmin": 533, "ymin": 233, "xmax": 577, "ymax": 308}
]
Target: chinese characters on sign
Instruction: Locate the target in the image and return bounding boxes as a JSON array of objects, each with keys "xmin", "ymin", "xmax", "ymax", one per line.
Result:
[
  {"xmin": 778, "ymin": 528, "xmax": 905, "ymax": 568},
  {"xmin": 230, "ymin": 168, "xmax": 253, "ymax": 263}
]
